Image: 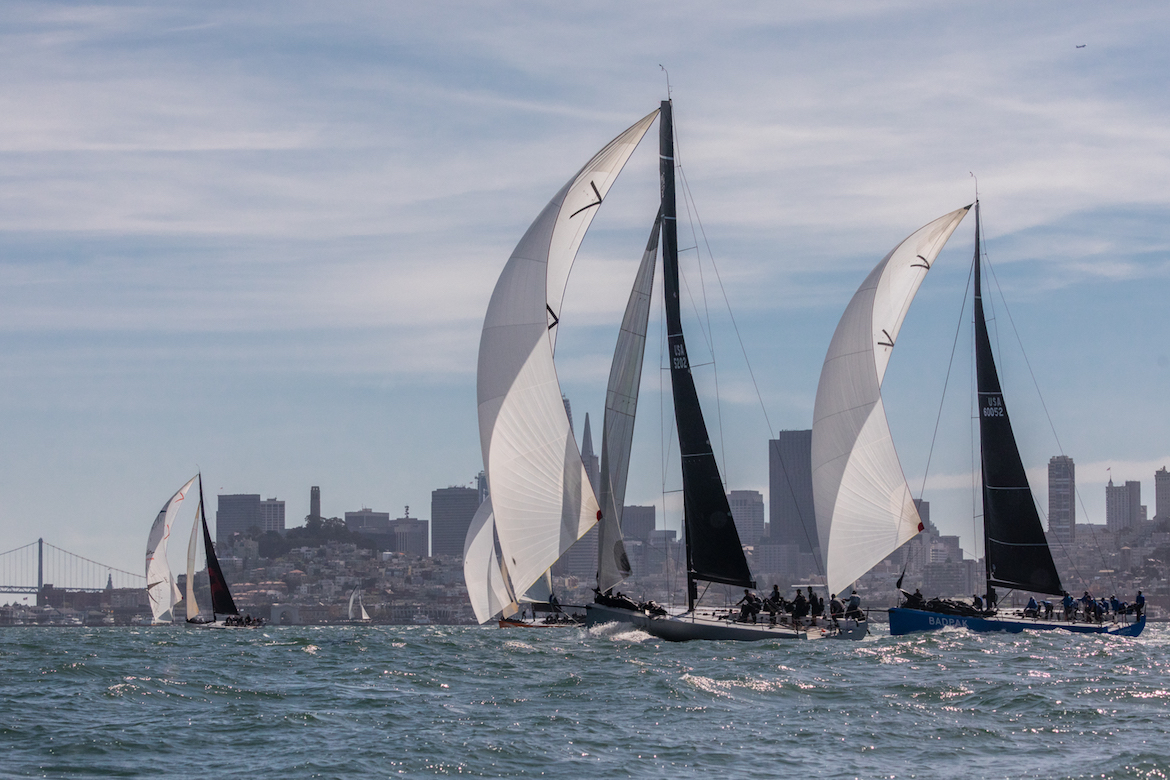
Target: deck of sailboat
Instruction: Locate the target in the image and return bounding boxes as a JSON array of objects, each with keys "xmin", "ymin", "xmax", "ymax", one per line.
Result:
[
  {"xmin": 585, "ymin": 602, "xmax": 830, "ymax": 641},
  {"xmin": 889, "ymin": 607, "xmax": 1145, "ymax": 637}
]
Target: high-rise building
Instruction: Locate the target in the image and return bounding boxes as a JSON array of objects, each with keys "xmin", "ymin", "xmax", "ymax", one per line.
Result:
[
  {"xmin": 622, "ymin": 505, "xmax": 655, "ymax": 542},
  {"xmin": 476, "ymin": 470, "xmax": 489, "ymax": 504},
  {"xmin": 580, "ymin": 413, "xmax": 599, "ymax": 491},
  {"xmin": 1048, "ymin": 456, "xmax": 1075, "ymax": 544},
  {"xmin": 431, "ymin": 486, "xmax": 480, "ymax": 558},
  {"xmin": 216, "ymin": 494, "xmax": 261, "ymax": 546},
  {"xmin": 345, "ymin": 507, "xmax": 391, "ymax": 536},
  {"xmin": 259, "ymin": 498, "xmax": 285, "ymax": 534},
  {"xmin": 913, "ymin": 498, "xmax": 937, "ymax": 535},
  {"xmin": 390, "ymin": 506, "xmax": 429, "ymax": 557},
  {"xmin": 309, "ymin": 486, "xmax": 321, "ymax": 521},
  {"xmin": 768, "ymin": 431, "xmax": 818, "ymax": 554},
  {"xmin": 728, "ymin": 490, "xmax": 765, "ymax": 545},
  {"xmin": 1155, "ymin": 467, "xmax": 1170, "ymax": 521},
  {"xmin": 1106, "ymin": 478, "xmax": 1142, "ymax": 532}
]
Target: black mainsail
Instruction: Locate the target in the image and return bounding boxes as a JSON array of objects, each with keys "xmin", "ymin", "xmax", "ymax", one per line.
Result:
[
  {"xmin": 973, "ymin": 202, "xmax": 1063, "ymax": 596},
  {"xmin": 198, "ymin": 473, "xmax": 240, "ymax": 617},
  {"xmin": 659, "ymin": 100, "xmax": 754, "ymax": 608}
]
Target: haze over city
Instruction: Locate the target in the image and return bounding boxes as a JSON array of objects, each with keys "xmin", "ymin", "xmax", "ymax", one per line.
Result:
[{"xmin": 2, "ymin": 2, "xmax": 1169, "ymax": 576}]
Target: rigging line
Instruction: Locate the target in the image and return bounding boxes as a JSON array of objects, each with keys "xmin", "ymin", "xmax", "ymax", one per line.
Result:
[
  {"xmin": 43, "ymin": 542, "xmax": 143, "ymax": 581},
  {"xmin": 982, "ymin": 238, "xmax": 1117, "ymax": 593},
  {"xmin": 919, "ymin": 254, "xmax": 976, "ymax": 500},
  {"xmin": 676, "ymin": 164, "xmax": 775, "ymax": 439},
  {"xmin": 672, "ymin": 127, "xmax": 729, "ymax": 486},
  {"xmin": 0, "ymin": 541, "xmax": 38, "ymax": 558}
]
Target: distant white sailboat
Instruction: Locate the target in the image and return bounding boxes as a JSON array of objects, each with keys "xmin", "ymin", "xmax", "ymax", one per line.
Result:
[
  {"xmin": 184, "ymin": 473, "xmax": 259, "ymax": 628},
  {"xmin": 348, "ymin": 587, "xmax": 371, "ymax": 622},
  {"xmin": 145, "ymin": 475, "xmax": 197, "ymax": 624}
]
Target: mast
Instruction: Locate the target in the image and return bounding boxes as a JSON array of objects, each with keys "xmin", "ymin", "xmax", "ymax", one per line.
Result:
[
  {"xmin": 659, "ymin": 100, "xmax": 754, "ymax": 611},
  {"xmin": 972, "ymin": 203, "xmax": 1063, "ymax": 597}
]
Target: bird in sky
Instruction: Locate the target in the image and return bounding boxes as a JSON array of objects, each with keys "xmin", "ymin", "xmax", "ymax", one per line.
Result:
[{"xmin": 1076, "ymin": 44, "xmax": 1087, "ymax": 48}]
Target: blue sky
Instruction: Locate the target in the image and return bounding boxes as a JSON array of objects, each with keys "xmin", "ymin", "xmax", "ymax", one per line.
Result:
[{"xmin": 2, "ymin": 1, "xmax": 1169, "ymax": 578}]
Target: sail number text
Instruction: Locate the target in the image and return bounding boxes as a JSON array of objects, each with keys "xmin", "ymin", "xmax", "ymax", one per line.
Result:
[
  {"xmin": 982, "ymin": 396, "xmax": 1005, "ymax": 417},
  {"xmin": 672, "ymin": 343, "xmax": 689, "ymax": 370}
]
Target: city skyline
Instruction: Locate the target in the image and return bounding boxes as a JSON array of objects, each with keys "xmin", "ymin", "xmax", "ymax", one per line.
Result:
[{"xmin": 2, "ymin": 4, "xmax": 1170, "ymax": 576}]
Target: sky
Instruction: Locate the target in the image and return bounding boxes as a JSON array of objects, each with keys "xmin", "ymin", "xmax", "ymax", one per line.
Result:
[{"xmin": 2, "ymin": 1, "xmax": 1169, "ymax": 582}]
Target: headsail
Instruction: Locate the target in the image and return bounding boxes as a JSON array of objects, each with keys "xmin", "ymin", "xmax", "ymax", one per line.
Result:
[
  {"xmin": 185, "ymin": 495, "xmax": 203, "ymax": 621},
  {"xmin": 145, "ymin": 475, "xmax": 198, "ymax": 623},
  {"xmin": 811, "ymin": 206, "xmax": 970, "ymax": 597},
  {"xmin": 659, "ymin": 100, "xmax": 753, "ymax": 599},
  {"xmin": 476, "ymin": 110, "xmax": 658, "ymax": 598},
  {"xmin": 597, "ymin": 212, "xmax": 661, "ymax": 593},
  {"xmin": 462, "ymin": 497, "xmax": 517, "ymax": 624},
  {"xmin": 972, "ymin": 203, "xmax": 1063, "ymax": 595}
]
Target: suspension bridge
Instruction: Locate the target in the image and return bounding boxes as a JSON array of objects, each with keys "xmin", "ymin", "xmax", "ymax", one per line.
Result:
[{"xmin": 0, "ymin": 539, "xmax": 144, "ymax": 603}]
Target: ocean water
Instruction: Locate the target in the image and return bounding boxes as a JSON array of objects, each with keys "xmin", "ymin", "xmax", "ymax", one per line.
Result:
[{"xmin": 1, "ymin": 623, "xmax": 1167, "ymax": 779}]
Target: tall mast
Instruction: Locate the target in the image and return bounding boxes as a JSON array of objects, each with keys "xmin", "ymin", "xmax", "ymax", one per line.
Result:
[
  {"xmin": 658, "ymin": 100, "xmax": 754, "ymax": 611},
  {"xmin": 973, "ymin": 203, "xmax": 993, "ymax": 593}
]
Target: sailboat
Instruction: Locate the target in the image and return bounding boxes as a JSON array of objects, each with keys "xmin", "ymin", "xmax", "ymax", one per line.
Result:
[
  {"xmin": 183, "ymin": 473, "xmax": 261, "ymax": 628},
  {"xmin": 347, "ymin": 587, "xmax": 371, "ymax": 622},
  {"xmin": 468, "ymin": 100, "xmax": 824, "ymax": 639},
  {"xmin": 584, "ymin": 101, "xmax": 824, "ymax": 641},
  {"xmin": 811, "ymin": 202, "xmax": 1144, "ymax": 637},
  {"xmin": 145, "ymin": 475, "xmax": 198, "ymax": 624}
]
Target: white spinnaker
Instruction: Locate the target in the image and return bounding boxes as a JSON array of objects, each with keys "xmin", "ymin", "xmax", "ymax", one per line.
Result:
[
  {"xmin": 476, "ymin": 110, "xmax": 658, "ymax": 597},
  {"xmin": 185, "ymin": 499, "xmax": 203, "ymax": 621},
  {"xmin": 597, "ymin": 213, "xmax": 660, "ymax": 593},
  {"xmin": 145, "ymin": 474, "xmax": 197, "ymax": 623},
  {"xmin": 463, "ymin": 498, "xmax": 517, "ymax": 624},
  {"xmin": 811, "ymin": 206, "xmax": 970, "ymax": 596}
]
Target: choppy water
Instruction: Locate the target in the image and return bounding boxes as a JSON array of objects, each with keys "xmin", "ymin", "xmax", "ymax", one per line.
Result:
[{"xmin": 1, "ymin": 622, "xmax": 1167, "ymax": 779}]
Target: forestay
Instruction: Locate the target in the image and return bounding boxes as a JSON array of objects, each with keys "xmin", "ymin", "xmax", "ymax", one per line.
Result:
[
  {"xmin": 476, "ymin": 110, "xmax": 658, "ymax": 598},
  {"xmin": 811, "ymin": 207, "xmax": 970, "ymax": 597},
  {"xmin": 145, "ymin": 475, "xmax": 197, "ymax": 623}
]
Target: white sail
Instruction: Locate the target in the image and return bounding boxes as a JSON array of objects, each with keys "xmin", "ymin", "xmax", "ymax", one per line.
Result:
[
  {"xmin": 348, "ymin": 588, "xmax": 359, "ymax": 620},
  {"xmin": 597, "ymin": 214, "xmax": 660, "ymax": 593},
  {"xmin": 476, "ymin": 110, "xmax": 658, "ymax": 597},
  {"xmin": 144, "ymin": 475, "xmax": 198, "ymax": 623},
  {"xmin": 359, "ymin": 592, "xmax": 370, "ymax": 621},
  {"xmin": 185, "ymin": 497, "xmax": 203, "ymax": 621},
  {"xmin": 519, "ymin": 571, "xmax": 552, "ymax": 604},
  {"xmin": 811, "ymin": 206, "xmax": 970, "ymax": 596},
  {"xmin": 462, "ymin": 497, "xmax": 517, "ymax": 624}
]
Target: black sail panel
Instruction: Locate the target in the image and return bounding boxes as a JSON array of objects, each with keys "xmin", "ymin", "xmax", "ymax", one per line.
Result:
[
  {"xmin": 973, "ymin": 204, "xmax": 1063, "ymax": 596},
  {"xmin": 659, "ymin": 100, "xmax": 754, "ymax": 592},
  {"xmin": 199, "ymin": 475, "xmax": 240, "ymax": 616}
]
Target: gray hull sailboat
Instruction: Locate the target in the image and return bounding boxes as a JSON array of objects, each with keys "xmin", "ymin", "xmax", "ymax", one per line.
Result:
[{"xmin": 584, "ymin": 101, "xmax": 818, "ymax": 641}]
